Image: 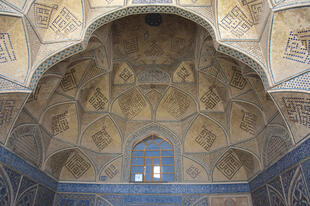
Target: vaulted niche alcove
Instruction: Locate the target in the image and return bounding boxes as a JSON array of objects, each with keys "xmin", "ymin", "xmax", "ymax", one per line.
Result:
[{"xmin": 8, "ymin": 13, "xmax": 290, "ymax": 197}]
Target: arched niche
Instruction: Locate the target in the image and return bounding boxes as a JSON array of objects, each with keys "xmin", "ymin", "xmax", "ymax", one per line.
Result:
[
  {"xmin": 123, "ymin": 124, "xmax": 182, "ymax": 182},
  {"xmin": 212, "ymin": 148, "xmax": 261, "ymax": 182},
  {"xmin": 44, "ymin": 148, "xmax": 96, "ymax": 182}
]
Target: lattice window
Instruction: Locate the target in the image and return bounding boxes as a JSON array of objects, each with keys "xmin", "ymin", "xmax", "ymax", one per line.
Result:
[{"xmin": 131, "ymin": 135, "xmax": 174, "ymax": 182}]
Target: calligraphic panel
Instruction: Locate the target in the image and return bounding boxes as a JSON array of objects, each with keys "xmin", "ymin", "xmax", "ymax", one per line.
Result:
[
  {"xmin": 173, "ymin": 61, "xmax": 194, "ymax": 83},
  {"xmin": 157, "ymin": 87, "xmax": 196, "ymax": 121},
  {"xmin": 213, "ymin": 150, "xmax": 248, "ymax": 181},
  {"xmin": 41, "ymin": 103, "xmax": 78, "ymax": 144},
  {"xmin": 230, "ymin": 101, "xmax": 264, "ymax": 144},
  {"xmin": 56, "ymin": 60, "xmax": 91, "ymax": 97},
  {"xmin": 60, "ymin": 151, "xmax": 95, "ymax": 181},
  {"xmin": 113, "ymin": 62, "xmax": 135, "ymax": 85},
  {"xmin": 28, "ymin": 0, "xmax": 83, "ymax": 42},
  {"xmin": 79, "ymin": 73, "xmax": 109, "ymax": 112},
  {"xmin": 0, "ymin": 16, "xmax": 28, "ymax": 84},
  {"xmin": 218, "ymin": 0, "xmax": 262, "ymax": 39},
  {"xmin": 218, "ymin": 57, "xmax": 251, "ymax": 97},
  {"xmin": 112, "ymin": 88, "xmax": 151, "ymax": 121},
  {"xmin": 270, "ymin": 7, "xmax": 310, "ymax": 83},
  {"xmin": 272, "ymin": 92, "xmax": 310, "ymax": 143},
  {"xmin": 81, "ymin": 116, "xmax": 121, "ymax": 153},
  {"xmin": 199, "ymin": 72, "xmax": 226, "ymax": 112},
  {"xmin": 100, "ymin": 157, "xmax": 122, "ymax": 182},
  {"xmin": 0, "ymin": 93, "xmax": 26, "ymax": 144},
  {"xmin": 184, "ymin": 114, "xmax": 227, "ymax": 153},
  {"xmin": 183, "ymin": 157, "xmax": 208, "ymax": 182}
]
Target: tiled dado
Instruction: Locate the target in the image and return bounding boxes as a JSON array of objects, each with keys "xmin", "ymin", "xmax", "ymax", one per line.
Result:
[
  {"xmin": 250, "ymin": 136, "xmax": 310, "ymax": 190},
  {"xmin": 0, "ymin": 144, "xmax": 252, "ymax": 206},
  {"xmin": 0, "ymin": 144, "xmax": 57, "ymax": 190},
  {"xmin": 57, "ymin": 182, "xmax": 250, "ymax": 194},
  {"xmin": 250, "ymin": 137, "xmax": 310, "ymax": 206},
  {"xmin": 0, "ymin": 153, "xmax": 56, "ymax": 206}
]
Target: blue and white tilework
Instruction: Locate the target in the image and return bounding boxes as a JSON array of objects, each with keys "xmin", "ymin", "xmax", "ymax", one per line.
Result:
[
  {"xmin": 0, "ymin": 145, "xmax": 57, "ymax": 190},
  {"xmin": 250, "ymin": 137, "xmax": 310, "ymax": 206},
  {"xmin": 274, "ymin": 71, "xmax": 310, "ymax": 91},
  {"xmin": 54, "ymin": 193, "xmax": 96, "ymax": 206},
  {"xmin": 0, "ymin": 162, "xmax": 55, "ymax": 206},
  {"xmin": 0, "ymin": 165, "xmax": 11, "ymax": 206}
]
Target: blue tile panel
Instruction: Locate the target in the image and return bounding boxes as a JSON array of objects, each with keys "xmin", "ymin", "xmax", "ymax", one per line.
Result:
[
  {"xmin": 54, "ymin": 193, "xmax": 96, "ymax": 206},
  {"xmin": 57, "ymin": 182, "xmax": 250, "ymax": 194},
  {"xmin": 0, "ymin": 163, "xmax": 55, "ymax": 206},
  {"xmin": 249, "ymin": 137, "xmax": 310, "ymax": 206},
  {"xmin": 55, "ymin": 194, "xmax": 183, "ymax": 206},
  {"xmin": 250, "ymin": 137, "xmax": 310, "ymax": 191},
  {"xmin": 7, "ymin": 136, "xmax": 310, "ymax": 205},
  {"xmin": 0, "ymin": 145, "xmax": 58, "ymax": 190}
]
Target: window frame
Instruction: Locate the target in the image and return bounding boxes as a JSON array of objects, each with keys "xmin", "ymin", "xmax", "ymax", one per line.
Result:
[{"xmin": 130, "ymin": 135, "xmax": 175, "ymax": 183}]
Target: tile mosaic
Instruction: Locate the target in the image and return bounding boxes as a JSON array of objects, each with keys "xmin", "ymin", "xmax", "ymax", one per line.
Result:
[
  {"xmin": 266, "ymin": 176, "xmax": 284, "ymax": 198},
  {"xmin": 301, "ymin": 158, "xmax": 310, "ymax": 194},
  {"xmin": 57, "ymin": 183, "xmax": 250, "ymax": 194},
  {"xmin": 251, "ymin": 185, "xmax": 270, "ymax": 206},
  {"xmin": 15, "ymin": 186, "xmax": 37, "ymax": 206},
  {"xmin": 34, "ymin": 185, "xmax": 55, "ymax": 206},
  {"xmin": 54, "ymin": 193, "xmax": 96, "ymax": 206},
  {"xmin": 0, "ymin": 165, "xmax": 11, "ymax": 206},
  {"xmin": 17, "ymin": 176, "xmax": 36, "ymax": 200},
  {"xmin": 3, "ymin": 165, "xmax": 21, "ymax": 198},
  {"xmin": 0, "ymin": 145, "xmax": 57, "ymax": 190},
  {"xmin": 250, "ymin": 137, "xmax": 310, "ymax": 191}
]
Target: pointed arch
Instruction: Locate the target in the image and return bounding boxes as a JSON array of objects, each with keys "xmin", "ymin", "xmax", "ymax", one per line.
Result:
[
  {"xmin": 123, "ymin": 123, "xmax": 182, "ymax": 182},
  {"xmin": 44, "ymin": 147, "xmax": 96, "ymax": 181},
  {"xmin": 28, "ymin": 5, "xmax": 269, "ymax": 91}
]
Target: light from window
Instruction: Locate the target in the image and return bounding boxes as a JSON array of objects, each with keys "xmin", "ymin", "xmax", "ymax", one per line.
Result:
[
  {"xmin": 153, "ymin": 166, "xmax": 160, "ymax": 179},
  {"xmin": 135, "ymin": 173, "xmax": 143, "ymax": 182}
]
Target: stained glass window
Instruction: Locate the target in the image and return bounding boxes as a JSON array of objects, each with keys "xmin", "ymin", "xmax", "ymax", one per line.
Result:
[{"xmin": 131, "ymin": 135, "xmax": 174, "ymax": 182}]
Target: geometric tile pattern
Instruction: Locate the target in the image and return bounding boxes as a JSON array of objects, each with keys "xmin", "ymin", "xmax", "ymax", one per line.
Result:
[
  {"xmin": 289, "ymin": 168, "xmax": 310, "ymax": 206},
  {"xmin": 249, "ymin": 137, "xmax": 310, "ymax": 206},
  {"xmin": 17, "ymin": 176, "xmax": 36, "ymax": 200},
  {"xmin": 0, "ymin": 77, "xmax": 28, "ymax": 92},
  {"xmin": 0, "ymin": 166, "xmax": 11, "ymax": 206},
  {"xmin": 274, "ymin": 71, "xmax": 310, "ymax": 91},
  {"xmin": 15, "ymin": 186, "xmax": 37, "ymax": 206},
  {"xmin": 193, "ymin": 197, "xmax": 209, "ymax": 206},
  {"xmin": 252, "ymin": 185, "xmax": 270, "ymax": 206},
  {"xmin": 54, "ymin": 193, "xmax": 96, "ymax": 206},
  {"xmin": 267, "ymin": 186, "xmax": 286, "ymax": 206},
  {"xmin": 34, "ymin": 185, "xmax": 55, "ymax": 206},
  {"xmin": 3, "ymin": 166, "xmax": 21, "ymax": 197}
]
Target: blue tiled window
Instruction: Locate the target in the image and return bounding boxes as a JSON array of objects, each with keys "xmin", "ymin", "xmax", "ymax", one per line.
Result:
[{"xmin": 131, "ymin": 135, "xmax": 174, "ymax": 182}]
